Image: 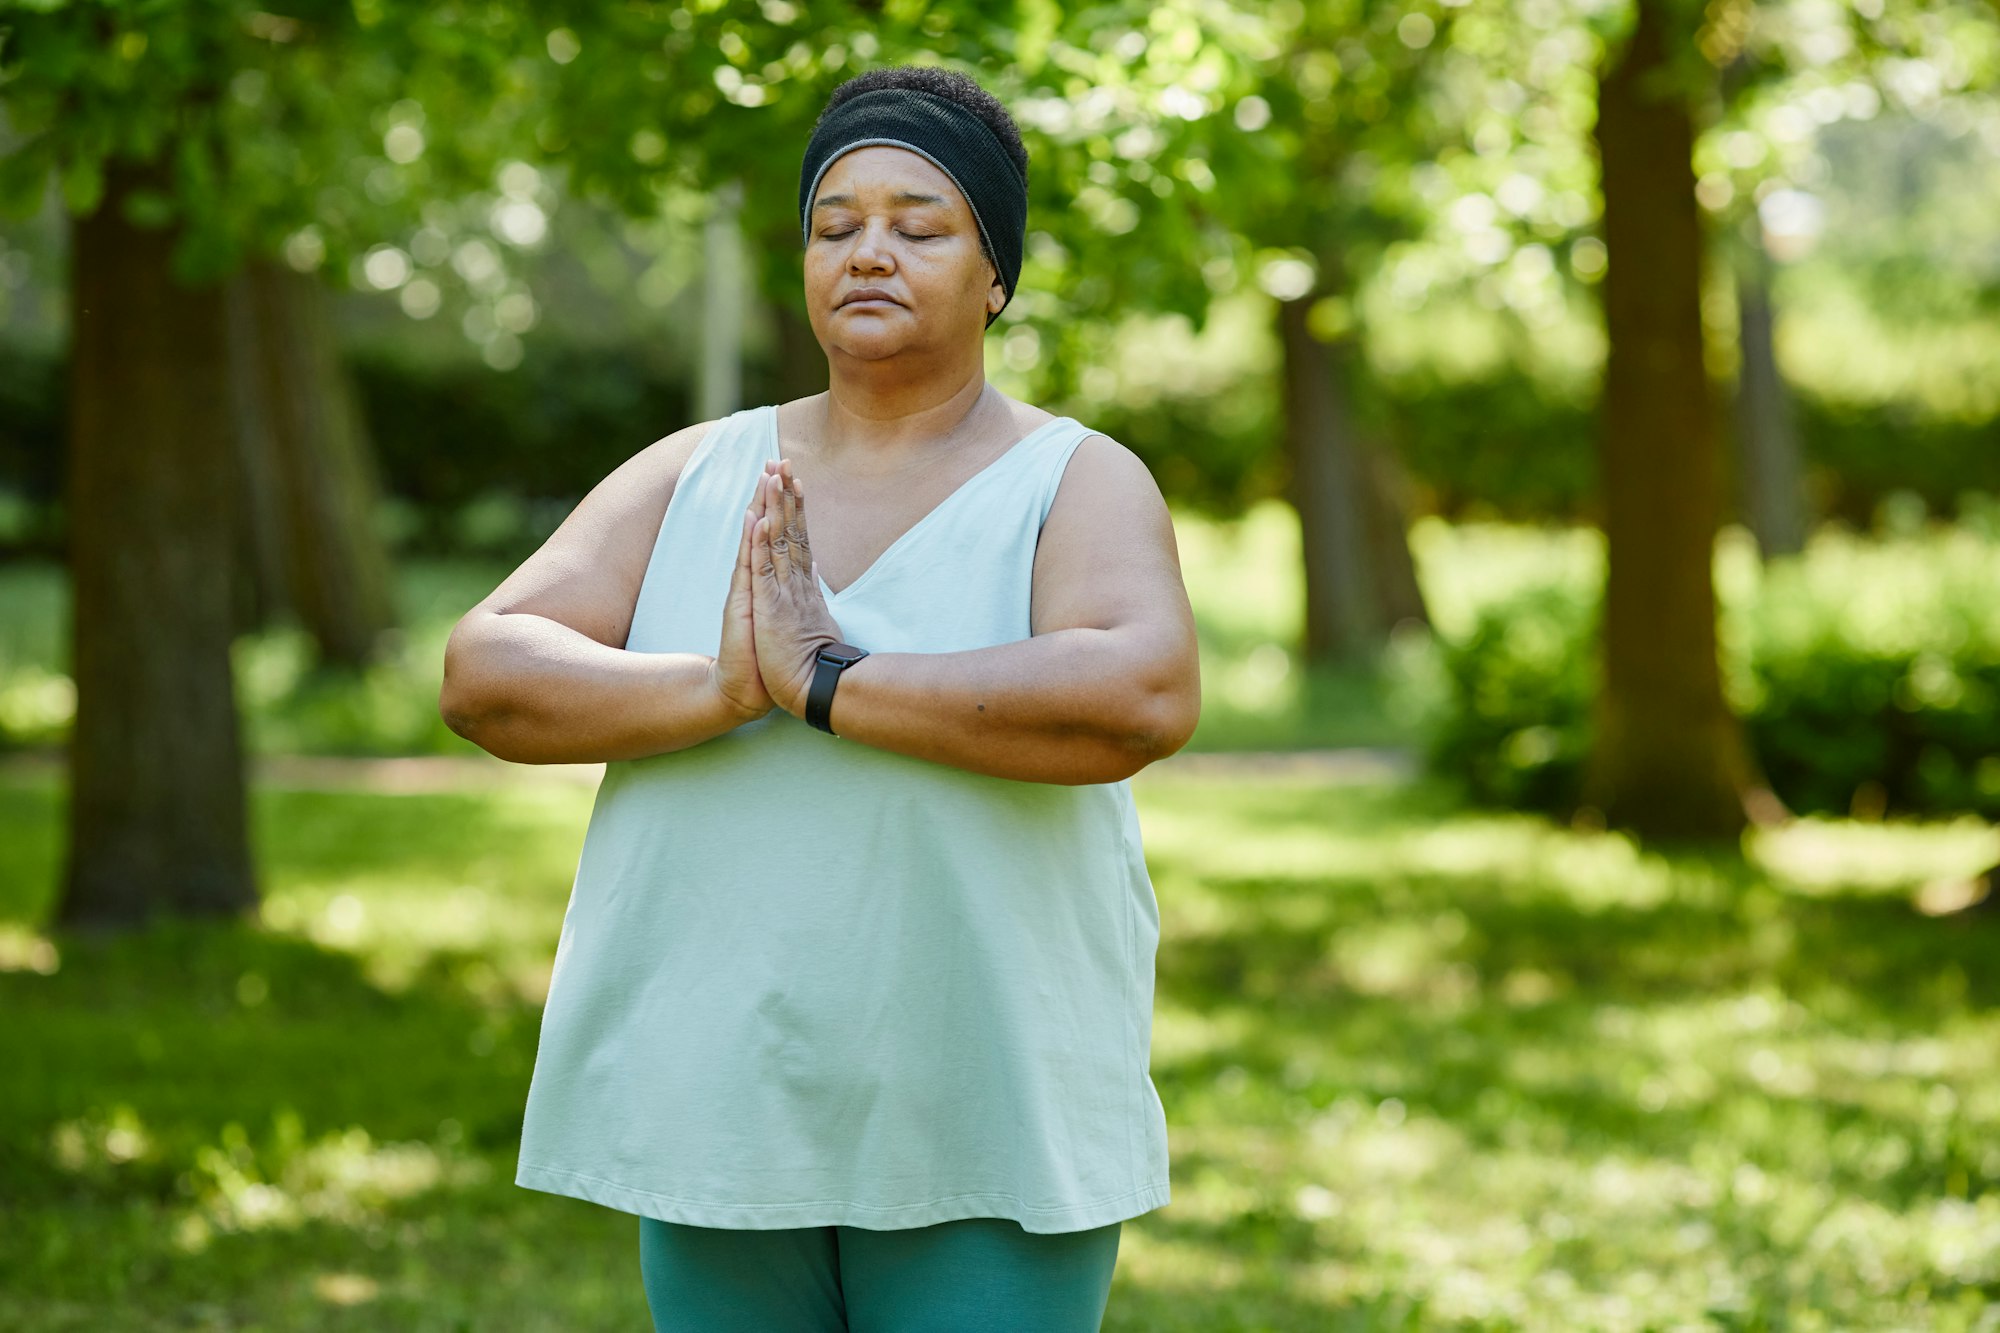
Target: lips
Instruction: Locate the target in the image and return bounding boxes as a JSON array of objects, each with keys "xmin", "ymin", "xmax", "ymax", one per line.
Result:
[{"xmin": 839, "ymin": 289, "xmax": 902, "ymax": 308}]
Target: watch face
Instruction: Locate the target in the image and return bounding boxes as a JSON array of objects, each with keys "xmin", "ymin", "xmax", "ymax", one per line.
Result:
[{"xmin": 819, "ymin": 642, "xmax": 868, "ymax": 667}]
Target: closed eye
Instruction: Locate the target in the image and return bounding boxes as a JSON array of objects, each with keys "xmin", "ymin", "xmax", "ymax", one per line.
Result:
[{"xmin": 819, "ymin": 228, "xmax": 940, "ymax": 240}]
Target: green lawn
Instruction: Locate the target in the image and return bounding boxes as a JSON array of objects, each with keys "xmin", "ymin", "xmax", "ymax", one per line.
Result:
[{"xmin": 3, "ymin": 766, "xmax": 1995, "ymax": 1329}]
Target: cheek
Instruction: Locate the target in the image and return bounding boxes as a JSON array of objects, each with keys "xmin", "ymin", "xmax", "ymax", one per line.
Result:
[{"xmin": 905, "ymin": 244, "xmax": 981, "ymax": 287}]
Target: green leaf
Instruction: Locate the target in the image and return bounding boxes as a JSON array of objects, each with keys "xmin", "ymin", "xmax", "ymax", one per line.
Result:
[
  {"xmin": 0, "ymin": 135, "xmax": 56, "ymax": 220},
  {"xmin": 59, "ymin": 153, "xmax": 104, "ymax": 214},
  {"xmin": 122, "ymin": 187, "xmax": 177, "ymax": 228}
]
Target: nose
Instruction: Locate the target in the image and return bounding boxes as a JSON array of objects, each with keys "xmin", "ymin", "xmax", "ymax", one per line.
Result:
[{"xmin": 846, "ymin": 219, "xmax": 895, "ymax": 274}]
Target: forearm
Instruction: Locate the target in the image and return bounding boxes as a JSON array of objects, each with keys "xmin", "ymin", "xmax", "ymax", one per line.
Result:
[
  {"xmin": 823, "ymin": 626, "xmax": 1177, "ymax": 785},
  {"xmin": 440, "ymin": 610, "xmax": 744, "ymax": 764}
]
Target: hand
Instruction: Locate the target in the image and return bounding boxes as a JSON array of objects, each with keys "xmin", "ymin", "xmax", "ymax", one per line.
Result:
[
  {"xmin": 711, "ymin": 486, "xmax": 778, "ymax": 723},
  {"xmin": 749, "ymin": 460, "xmax": 845, "ymax": 718}
]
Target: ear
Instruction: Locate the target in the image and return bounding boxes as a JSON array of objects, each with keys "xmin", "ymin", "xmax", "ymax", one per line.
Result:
[{"xmin": 987, "ymin": 261, "xmax": 1006, "ymax": 317}]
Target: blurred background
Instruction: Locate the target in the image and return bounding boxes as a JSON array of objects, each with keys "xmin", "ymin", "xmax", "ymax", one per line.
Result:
[{"xmin": 2, "ymin": 0, "xmax": 1996, "ymax": 1328}]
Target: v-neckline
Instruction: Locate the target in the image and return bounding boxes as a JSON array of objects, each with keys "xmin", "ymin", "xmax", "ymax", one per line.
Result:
[{"xmin": 765, "ymin": 407, "xmax": 1072, "ymax": 603}]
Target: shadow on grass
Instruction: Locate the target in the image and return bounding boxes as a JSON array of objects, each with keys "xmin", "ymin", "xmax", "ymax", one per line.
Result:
[
  {"xmin": 0, "ymin": 782, "xmax": 650, "ymax": 1331},
  {"xmin": 2, "ymin": 914, "xmax": 668, "ymax": 1329},
  {"xmin": 5, "ymin": 772, "xmax": 1997, "ymax": 1329},
  {"xmin": 1129, "ymin": 774, "xmax": 1999, "ymax": 1324}
]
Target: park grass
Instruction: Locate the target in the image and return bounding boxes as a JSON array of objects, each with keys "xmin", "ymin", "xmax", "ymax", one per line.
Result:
[{"xmin": 3, "ymin": 766, "xmax": 1997, "ymax": 1330}]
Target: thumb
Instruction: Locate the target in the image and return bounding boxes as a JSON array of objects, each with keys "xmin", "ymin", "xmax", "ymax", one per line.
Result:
[{"xmin": 733, "ymin": 511, "xmax": 754, "ymax": 598}]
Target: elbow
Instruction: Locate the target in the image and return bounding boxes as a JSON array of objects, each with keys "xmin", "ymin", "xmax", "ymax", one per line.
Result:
[
  {"xmin": 1123, "ymin": 684, "xmax": 1200, "ymax": 775},
  {"xmin": 439, "ymin": 618, "xmax": 501, "ymax": 746},
  {"xmin": 439, "ymin": 681, "xmax": 526, "ymax": 760},
  {"xmin": 438, "ymin": 675, "xmax": 489, "ymax": 745}
]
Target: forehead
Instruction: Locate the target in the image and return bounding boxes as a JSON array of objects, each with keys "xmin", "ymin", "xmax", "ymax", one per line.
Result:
[{"xmin": 814, "ymin": 146, "xmax": 969, "ymax": 214}]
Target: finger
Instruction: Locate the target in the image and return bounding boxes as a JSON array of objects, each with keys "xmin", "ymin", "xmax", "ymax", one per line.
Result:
[
  {"xmin": 734, "ymin": 508, "xmax": 754, "ymax": 599},
  {"xmin": 764, "ymin": 473, "xmax": 793, "ymax": 582},
  {"xmin": 789, "ymin": 474, "xmax": 813, "ymax": 582},
  {"xmin": 754, "ymin": 512, "xmax": 777, "ymax": 584}
]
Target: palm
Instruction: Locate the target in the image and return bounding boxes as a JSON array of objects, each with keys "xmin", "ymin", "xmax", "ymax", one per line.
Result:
[{"xmin": 716, "ymin": 504, "xmax": 777, "ymax": 720}]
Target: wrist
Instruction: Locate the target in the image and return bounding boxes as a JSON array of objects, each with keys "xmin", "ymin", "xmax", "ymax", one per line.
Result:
[
  {"xmin": 804, "ymin": 640, "xmax": 870, "ymax": 736},
  {"xmin": 707, "ymin": 657, "xmax": 764, "ymax": 725}
]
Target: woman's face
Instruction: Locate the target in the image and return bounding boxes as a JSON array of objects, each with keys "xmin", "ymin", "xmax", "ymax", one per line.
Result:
[{"xmin": 803, "ymin": 145, "xmax": 1005, "ymax": 360}]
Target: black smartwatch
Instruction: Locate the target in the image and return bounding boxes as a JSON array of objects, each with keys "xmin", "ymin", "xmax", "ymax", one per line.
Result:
[{"xmin": 805, "ymin": 641, "xmax": 870, "ymax": 737}]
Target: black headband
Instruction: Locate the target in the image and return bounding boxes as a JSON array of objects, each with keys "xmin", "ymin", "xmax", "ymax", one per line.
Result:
[{"xmin": 799, "ymin": 87, "xmax": 1027, "ymax": 329}]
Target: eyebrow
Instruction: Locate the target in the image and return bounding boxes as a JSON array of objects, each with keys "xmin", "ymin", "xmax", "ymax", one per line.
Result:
[{"xmin": 812, "ymin": 191, "xmax": 951, "ymax": 210}]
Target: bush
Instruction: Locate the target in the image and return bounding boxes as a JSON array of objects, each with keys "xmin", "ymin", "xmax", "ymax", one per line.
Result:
[
  {"xmin": 1426, "ymin": 580, "xmax": 1597, "ymax": 813},
  {"xmin": 1425, "ymin": 517, "xmax": 2000, "ymax": 820}
]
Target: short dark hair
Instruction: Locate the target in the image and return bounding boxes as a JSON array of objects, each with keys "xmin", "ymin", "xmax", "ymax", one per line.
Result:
[{"xmin": 816, "ymin": 65, "xmax": 1030, "ymax": 187}]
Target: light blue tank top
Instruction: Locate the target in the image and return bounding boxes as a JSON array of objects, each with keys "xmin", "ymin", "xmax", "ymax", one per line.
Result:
[{"xmin": 515, "ymin": 403, "xmax": 1171, "ymax": 1234}]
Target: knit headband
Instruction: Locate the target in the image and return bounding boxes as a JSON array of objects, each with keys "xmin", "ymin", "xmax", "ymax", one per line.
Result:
[{"xmin": 799, "ymin": 87, "xmax": 1028, "ymax": 329}]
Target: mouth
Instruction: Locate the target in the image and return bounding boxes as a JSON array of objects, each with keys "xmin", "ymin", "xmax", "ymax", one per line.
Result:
[{"xmin": 839, "ymin": 291, "xmax": 902, "ymax": 309}]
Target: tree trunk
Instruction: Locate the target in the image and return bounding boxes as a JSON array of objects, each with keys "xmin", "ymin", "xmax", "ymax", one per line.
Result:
[
  {"xmin": 1579, "ymin": 0, "xmax": 1768, "ymax": 841},
  {"xmin": 770, "ymin": 296, "xmax": 828, "ymax": 403},
  {"xmin": 1360, "ymin": 438, "xmax": 1429, "ymax": 630},
  {"xmin": 699, "ymin": 178, "xmax": 745, "ymax": 420},
  {"xmin": 1732, "ymin": 231, "xmax": 1808, "ymax": 559},
  {"xmin": 56, "ymin": 157, "xmax": 258, "ymax": 930},
  {"xmin": 1277, "ymin": 294, "xmax": 1378, "ymax": 666},
  {"xmin": 225, "ymin": 258, "xmax": 398, "ymax": 664}
]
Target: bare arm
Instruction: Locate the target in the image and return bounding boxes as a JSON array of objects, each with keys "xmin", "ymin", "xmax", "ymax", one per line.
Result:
[
  {"xmin": 439, "ymin": 421, "xmax": 742, "ymax": 765},
  {"xmin": 822, "ymin": 433, "xmax": 1201, "ymax": 785}
]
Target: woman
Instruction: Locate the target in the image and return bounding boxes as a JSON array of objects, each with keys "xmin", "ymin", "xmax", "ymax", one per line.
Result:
[{"xmin": 440, "ymin": 64, "xmax": 1200, "ymax": 1332}]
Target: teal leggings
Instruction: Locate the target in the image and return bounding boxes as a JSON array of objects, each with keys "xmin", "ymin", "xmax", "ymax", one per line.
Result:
[{"xmin": 638, "ymin": 1215, "xmax": 1122, "ymax": 1332}]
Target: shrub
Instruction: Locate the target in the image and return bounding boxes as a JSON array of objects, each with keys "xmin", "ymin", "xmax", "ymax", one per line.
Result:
[{"xmin": 1425, "ymin": 518, "xmax": 2000, "ymax": 820}]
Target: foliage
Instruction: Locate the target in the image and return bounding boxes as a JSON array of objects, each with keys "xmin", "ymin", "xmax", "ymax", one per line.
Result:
[
  {"xmin": 1426, "ymin": 575, "xmax": 1598, "ymax": 814},
  {"xmin": 1422, "ymin": 513, "xmax": 2000, "ymax": 819},
  {"xmin": 1, "ymin": 768, "xmax": 1996, "ymax": 1326}
]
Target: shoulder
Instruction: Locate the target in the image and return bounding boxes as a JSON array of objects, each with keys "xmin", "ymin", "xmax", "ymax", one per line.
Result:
[
  {"xmin": 1042, "ymin": 425, "xmax": 1173, "ymax": 571},
  {"xmin": 1048, "ymin": 425, "xmax": 1166, "ymax": 515},
  {"xmin": 611, "ymin": 413, "xmax": 747, "ymax": 513},
  {"xmin": 639, "ymin": 414, "xmax": 731, "ymax": 483},
  {"xmin": 1032, "ymin": 422, "xmax": 1182, "ymax": 633},
  {"xmin": 540, "ymin": 414, "xmax": 735, "ymax": 580},
  {"xmin": 991, "ymin": 393, "xmax": 1158, "ymax": 505}
]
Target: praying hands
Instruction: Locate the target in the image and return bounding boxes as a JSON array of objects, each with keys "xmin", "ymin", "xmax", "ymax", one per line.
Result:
[{"xmin": 712, "ymin": 460, "xmax": 846, "ymax": 724}]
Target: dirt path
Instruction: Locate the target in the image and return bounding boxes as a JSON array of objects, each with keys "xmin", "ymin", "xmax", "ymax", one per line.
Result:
[{"xmin": 0, "ymin": 746, "xmax": 1418, "ymax": 792}]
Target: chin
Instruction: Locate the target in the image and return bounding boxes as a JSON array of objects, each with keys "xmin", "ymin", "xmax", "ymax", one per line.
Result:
[
  {"xmin": 830, "ymin": 335, "xmax": 913, "ymax": 361},
  {"xmin": 829, "ymin": 315, "xmax": 919, "ymax": 346}
]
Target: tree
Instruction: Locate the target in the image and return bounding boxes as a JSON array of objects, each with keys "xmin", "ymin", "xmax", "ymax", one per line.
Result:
[
  {"xmin": 1578, "ymin": 0, "xmax": 1769, "ymax": 839},
  {"xmin": 0, "ymin": 0, "xmax": 585, "ymax": 925},
  {"xmin": 226, "ymin": 256, "xmax": 399, "ymax": 660},
  {"xmin": 59, "ymin": 154, "xmax": 256, "ymax": 927}
]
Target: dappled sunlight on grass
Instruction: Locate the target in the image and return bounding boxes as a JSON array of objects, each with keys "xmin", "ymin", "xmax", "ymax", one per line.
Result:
[
  {"xmin": 1125, "ymin": 770, "xmax": 2000, "ymax": 1329},
  {"xmin": 161, "ymin": 1114, "xmax": 488, "ymax": 1254},
  {"xmin": 1748, "ymin": 812, "xmax": 2000, "ymax": 897},
  {"xmin": 250, "ymin": 784, "xmax": 591, "ymax": 1003},
  {"xmin": 1, "ymin": 798, "xmax": 640, "ymax": 1326},
  {"xmin": 3, "ymin": 768, "xmax": 1996, "ymax": 1327}
]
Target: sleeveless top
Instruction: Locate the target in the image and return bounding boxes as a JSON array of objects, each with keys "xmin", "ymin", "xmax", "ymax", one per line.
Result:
[{"xmin": 514, "ymin": 403, "xmax": 1172, "ymax": 1234}]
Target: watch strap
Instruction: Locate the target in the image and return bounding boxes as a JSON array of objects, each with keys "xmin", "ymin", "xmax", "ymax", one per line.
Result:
[{"xmin": 806, "ymin": 644, "xmax": 869, "ymax": 736}]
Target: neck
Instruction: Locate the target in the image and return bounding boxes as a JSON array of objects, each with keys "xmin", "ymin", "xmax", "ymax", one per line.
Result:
[{"xmin": 817, "ymin": 348, "xmax": 995, "ymax": 464}]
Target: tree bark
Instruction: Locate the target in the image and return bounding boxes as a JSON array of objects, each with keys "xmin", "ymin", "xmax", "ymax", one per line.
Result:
[
  {"xmin": 1278, "ymin": 294, "xmax": 1378, "ymax": 666},
  {"xmin": 56, "ymin": 156, "xmax": 258, "ymax": 930},
  {"xmin": 225, "ymin": 258, "xmax": 398, "ymax": 664},
  {"xmin": 1360, "ymin": 438, "xmax": 1429, "ymax": 631},
  {"xmin": 1731, "ymin": 231, "xmax": 1808, "ymax": 559},
  {"xmin": 1579, "ymin": 0, "xmax": 1767, "ymax": 840},
  {"xmin": 770, "ymin": 295, "xmax": 829, "ymax": 403},
  {"xmin": 699, "ymin": 179, "xmax": 745, "ymax": 420}
]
